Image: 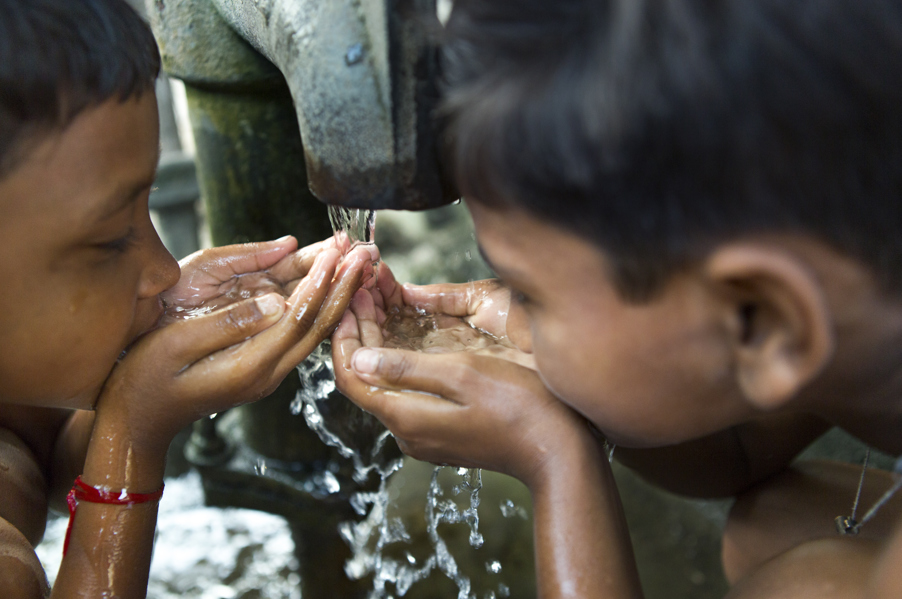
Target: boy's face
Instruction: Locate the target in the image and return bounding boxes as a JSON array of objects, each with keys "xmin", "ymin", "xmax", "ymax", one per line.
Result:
[
  {"xmin": 467, "ymin": 200, "xmax": 757, "ymax": 448},
  {"xmin": 0, "ymin": 93, "xmax": 179, "ymax": 409}
]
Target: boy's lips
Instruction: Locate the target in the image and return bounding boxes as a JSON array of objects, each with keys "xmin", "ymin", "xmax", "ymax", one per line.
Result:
[{"xmin": 123, "ymin": 297, "xmax": 166, "ymax": 354}]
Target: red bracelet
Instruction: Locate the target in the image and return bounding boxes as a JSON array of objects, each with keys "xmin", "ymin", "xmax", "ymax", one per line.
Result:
[{"xmin": 63, "ymin": 475, "xmax": 164, "ymax": 557}]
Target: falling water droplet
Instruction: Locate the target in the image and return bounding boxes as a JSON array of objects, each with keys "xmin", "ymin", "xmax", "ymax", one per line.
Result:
[{"xmin": 321, "ymin": 471, "xmax": 341, "ymax": 494}]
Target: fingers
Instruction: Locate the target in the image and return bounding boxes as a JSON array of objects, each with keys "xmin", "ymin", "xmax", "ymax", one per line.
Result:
[
  {"xmin": 186, "ymin": 248, "xmax": 338, "ymax": 386},
  {"xmin": 309, "ymin": 246, "xmax": 372, "ymax": 337},
  {"xmin": 269, "ymin": 238, "xmax": 330, "ymax": 289},
  {"xmin": 162, "ymin": 292, "xmax": 286, "ymax": 364},
  {"xmin": 170, "ymin": 244, "xmax": 374, "ymax": 402},
  {"xmin": 400, "ymin": 279, "xmax": 503, "ymax": 317},
  {"xmin": 272, "ymin": 245, "xmax": 372, "ymax": 371},
  {"xmin": 283, "ymin": 248, "xmax": 341, "ymax": 335},
  {"xmin": 330, "ymin": 317, "xmax": 455, "ymax": 423},
  {"xmin": 349, "ymin": 347, "xmax": 478, "ymax": 402},
  {"xmin": 171, "ymin": 250, "xmax": 338, "ymax": 399},
  {"xmin": 350, "ymin": 288, "xmax": 385, "ymax": 348},
  {"xmin": 372, "ymin": 261, "xmax": 404, "ymax": 310},
  {"xmin": 180, "ymin": 236, "xmax": 299, "ymax": 277}
]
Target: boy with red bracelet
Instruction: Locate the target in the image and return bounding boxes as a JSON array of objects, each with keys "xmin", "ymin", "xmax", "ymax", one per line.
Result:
[
  {"xmin": 333, "ymin": 0, "xmax": 902, "ymax": 597},
  {"xmin": 0, "ymin": 0, "xmax": 376, "ymax": 597}
]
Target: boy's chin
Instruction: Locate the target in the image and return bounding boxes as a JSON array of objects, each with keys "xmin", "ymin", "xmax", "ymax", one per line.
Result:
[
  {"xmin": 53, "ymin": 373, "xmax": 113, "ymax": 411},
  {"xmin": 596, "ymin": 427, "xmax": 684, "ymax": 450}
]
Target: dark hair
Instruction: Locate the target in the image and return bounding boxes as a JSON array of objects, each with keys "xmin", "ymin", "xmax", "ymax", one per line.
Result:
[
  {"xmin": 441, "ymin": 0, "xmax": 902, "ymax": 301},
  {"xmin": 0, "ymin": 0, "xmax": 160, "ymax": 177}
]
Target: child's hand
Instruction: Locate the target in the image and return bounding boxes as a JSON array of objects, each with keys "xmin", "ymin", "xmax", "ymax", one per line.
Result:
[
  {"xmin": 93, "ymin": 241, "xmax": 377, "ymax": 458},
  {"xmin": 361, "ymin": 261, "xmax": 534, "ymax": 366},
  {"xmin": 160, "ymin": 236, "xmax": 351, "ymax": 324},
  {"xmin": 331, "ymin": 287, "xmax": 588, "ymax": 486}
]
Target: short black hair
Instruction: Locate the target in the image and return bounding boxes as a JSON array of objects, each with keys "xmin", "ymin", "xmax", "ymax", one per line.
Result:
[
  {"xmin": 0, "ymin": 0, "xmax": 160, "ymax": 177},
  {"xmin": 442, "ymin": 0, "xmax": 902, "ymax": 301}
]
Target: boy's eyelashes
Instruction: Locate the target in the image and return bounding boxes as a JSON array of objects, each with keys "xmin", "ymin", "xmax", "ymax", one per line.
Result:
[
  {"xmin": 96, "ymin": 227, "xmax": 138, "ymax": 254},
  {"xmin": 511, "ymin": 289, "xmax": 531, "ymax": 306},
  {"xmin": 739, "ymin": 302, "xmax": 758, "ymax": 345}
]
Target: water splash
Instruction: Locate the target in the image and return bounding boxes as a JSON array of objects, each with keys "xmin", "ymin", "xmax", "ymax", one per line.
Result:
[
  {"xmin": 292, "ymin": 344, "xmax": 489, "ymax": 598},
  {"xmin": 499, "ymin": 499, "xmax": 528, "ymax": 520}
]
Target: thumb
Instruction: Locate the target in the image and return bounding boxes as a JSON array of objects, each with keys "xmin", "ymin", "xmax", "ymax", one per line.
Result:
[
  {"xmin": 351, "ymin": 347, "xmax": 472, "ymax": 401},
  {"xmin": 164, "ymin": 293, "xmax": 286, "ymax": 363}
]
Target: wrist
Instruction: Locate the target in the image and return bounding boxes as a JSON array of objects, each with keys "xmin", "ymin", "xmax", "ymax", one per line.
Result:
[
  {"xmin": 82, "ymin": 412, "xmax": 169, "ymax": 493},
  {"xmin": 523, "ymin": 420, "xmax": 608, "ymax": 495}
]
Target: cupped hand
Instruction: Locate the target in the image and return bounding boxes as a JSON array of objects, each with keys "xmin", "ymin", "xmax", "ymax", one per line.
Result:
[
  {"xmin": 331, "ymin": 287, "xmax": 588, "ymax": 487},
  {"xmin": 95, "ymin": 243, "xmax": 378, "ymax": 456},
  {"xmin": 362, "ymin": 261, "xmax": 533, "ymax": 362},
  {"xmin": 160, "ymin": 236, "xmax": 352, "ymax": 324}
]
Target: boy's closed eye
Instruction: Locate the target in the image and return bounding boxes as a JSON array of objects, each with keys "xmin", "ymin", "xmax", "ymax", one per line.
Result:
[
  {"xmin": 511, "ymin": 288, "xmax": 531, "ymax": 307},
  {"xmin": 96, "ymin": 227, "xmax": 138, "ymax": 254}
]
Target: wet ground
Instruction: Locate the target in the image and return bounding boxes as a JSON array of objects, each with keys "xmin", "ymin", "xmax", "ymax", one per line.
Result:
[{"xmin": 36, "ymin": 470, "xmax": 300, "ymax": 599}]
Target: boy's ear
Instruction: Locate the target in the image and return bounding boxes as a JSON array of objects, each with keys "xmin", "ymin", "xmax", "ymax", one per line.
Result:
[{"xmin": 705, "ymin": 244, "xmax": 835, "ymax": 410}]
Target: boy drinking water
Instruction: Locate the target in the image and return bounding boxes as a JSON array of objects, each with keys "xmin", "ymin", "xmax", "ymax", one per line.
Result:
[
  {"xmin": 333, "ymin": 0, "xmax": 902, "ymax": 597},
  {"xmin": 0, "ymin": 0, "xmax": 376, "ymax": 596}
]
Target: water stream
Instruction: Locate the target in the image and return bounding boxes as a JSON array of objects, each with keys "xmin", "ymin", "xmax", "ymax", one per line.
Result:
[{"xmin": 328, "ymin": 206, "xmax": 377, "ymax": 256}]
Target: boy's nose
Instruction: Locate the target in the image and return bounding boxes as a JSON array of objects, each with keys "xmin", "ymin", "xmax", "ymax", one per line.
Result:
[{"xmin": 138, "ymin": 227, "xmax": 181, "ymax": 298}]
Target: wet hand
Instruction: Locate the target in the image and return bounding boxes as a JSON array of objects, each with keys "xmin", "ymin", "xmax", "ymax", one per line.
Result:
[
  {"xmin": 363, "ymin": 262, "xmax": 534, "ymax": 363},
  {"xmin": 94, "ymin": 243, "xmax": 378, "ymax": 456},
  {"xmin": 160, "ymin": 236, "xmax": 358, "ymax": 324},
  {"xmin": 331, "ymin": 288, "xmax": 587, "ymax": 487}
]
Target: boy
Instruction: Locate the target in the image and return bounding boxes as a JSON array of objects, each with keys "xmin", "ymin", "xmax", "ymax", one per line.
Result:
[
  {"xmin": 332, "ymin": 0, "xmax": 902, "ymax": 597},
  {"xmin": 0, "ymin": 0, "xmax": 375, "ymax": 596}
]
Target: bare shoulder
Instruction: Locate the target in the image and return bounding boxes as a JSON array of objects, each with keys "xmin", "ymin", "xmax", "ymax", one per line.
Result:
[
  {"xmin": 0, "ymin": 427, "xmax": 50, "ymax": 547},
  {"xmin": 724, "ymin": 459, "xmax": 902, "ymax": 599},
  {"xmin": 0, "ymin": 517, "xmax": 50, "ymax": 599},
  {"xmin": 726, "ymin": 537, "xmax": 879, "ymax": 599},
  {"xmin": 723, "ymin": 460, "xmax": 902, "ymax": 583}
]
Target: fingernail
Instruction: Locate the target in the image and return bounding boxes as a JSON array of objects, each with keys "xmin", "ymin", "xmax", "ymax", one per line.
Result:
[
  {"xmin": 276, "ymin": 235, "xmax": 293, "ymax": 242},
  {"xmin": 353, "ymin": 349, "xmax": 381, "ymax": 374},
  {"xmin": 256, "ymin": 293, "xmax": 282, "ymax": 317}
]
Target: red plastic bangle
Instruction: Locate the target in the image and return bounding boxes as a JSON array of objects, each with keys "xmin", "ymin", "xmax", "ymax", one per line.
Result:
[{"xmin": 63, "ymin": 475, "xmax": 164, "ymax": 557}]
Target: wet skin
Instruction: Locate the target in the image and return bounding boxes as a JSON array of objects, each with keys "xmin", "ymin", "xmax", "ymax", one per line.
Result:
[
  {"xmin": 0, "ymin": 92, "xmax": 376, "ymax": 599},
  {"xmin": 333, "ymin": 199, "xmax": 902, "ymax": 598},
  {"xmin": 0, "ymin": 91, "xmax": 178, "ymax": 410}
]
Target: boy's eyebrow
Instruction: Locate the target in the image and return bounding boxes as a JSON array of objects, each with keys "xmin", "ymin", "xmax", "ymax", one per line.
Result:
[
  {"xmin": 477, "ymin": 243, "xmax": 528, "ymax": 281},
  {"xmin": 91, "ymin": 174, "xmax": 157, "ymax": 222},
  {"xmin": 92, "ymin": 149, "xmax": 161, "ymax": 222}
]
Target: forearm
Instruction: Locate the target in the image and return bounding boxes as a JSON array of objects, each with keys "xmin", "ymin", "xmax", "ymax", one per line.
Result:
[
  {"xmin": 51, "ymin": 415, "xmax": 167, "ymax": 599},
  {"xmin": 529, "ymin": 430, "xmax": 643, "ymax": 599}
]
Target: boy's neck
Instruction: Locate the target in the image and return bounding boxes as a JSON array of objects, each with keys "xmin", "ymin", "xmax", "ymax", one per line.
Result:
[
  {"xmin": 766, "ymin": 237, "xmax": 902, "ymax": 456},
  {"xmin": 807, "ymin": 313, "xmax": 902, "ymax": 456}
]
